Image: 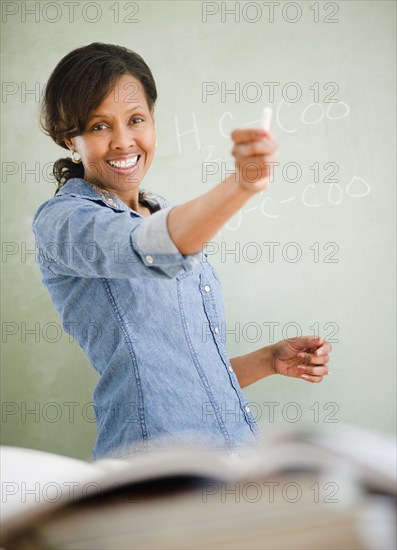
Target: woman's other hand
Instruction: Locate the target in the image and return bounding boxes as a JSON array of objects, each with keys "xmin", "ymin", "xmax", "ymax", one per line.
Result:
[{"xmin": 271, "ymin": 336, "xmax": 332, "ymax": 383}]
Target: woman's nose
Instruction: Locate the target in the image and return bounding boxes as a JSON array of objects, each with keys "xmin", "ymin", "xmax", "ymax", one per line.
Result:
[{"xmin": 110, "ymin": 126, "xmax": 136, "ymax": 150}]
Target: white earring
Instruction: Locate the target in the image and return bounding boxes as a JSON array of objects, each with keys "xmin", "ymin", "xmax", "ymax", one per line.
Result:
[
  {"xmin": 71, "ymin": 150, "xmax": 82, "ymax": 164},
  {"xmin": 155, "ymin": 139, "xmax": 158, "ymax": 147}
]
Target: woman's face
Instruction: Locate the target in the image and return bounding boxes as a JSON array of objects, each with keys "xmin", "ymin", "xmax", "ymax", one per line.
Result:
[{"xmin": 65, "ymin": 73, "xmax": 156, "ymax": 202}]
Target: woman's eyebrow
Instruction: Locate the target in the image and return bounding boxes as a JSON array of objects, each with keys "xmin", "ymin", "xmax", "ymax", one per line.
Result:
[{"xmin": 89, "ymin": 105, "xmax": 146, "ymax": 120}]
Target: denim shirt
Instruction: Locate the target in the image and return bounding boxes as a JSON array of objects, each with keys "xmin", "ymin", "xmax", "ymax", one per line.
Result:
[{"xmin": 32, "ymin": 177, "xmax": 262, "ymax": 460}]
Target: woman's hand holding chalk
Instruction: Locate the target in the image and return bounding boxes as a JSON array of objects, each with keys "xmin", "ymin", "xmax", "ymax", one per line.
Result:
[
  {"xmin": 229, "ymin": 105, "xmax": 278, "ymax": 194},
  {"xmin": 261, "ymin": 106, "xmax": 273, "ymax": 132}
]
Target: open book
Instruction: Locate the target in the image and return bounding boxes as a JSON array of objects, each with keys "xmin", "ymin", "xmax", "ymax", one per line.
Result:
[{"xmin": 1, "ymin": 424, "xmax": 396, "ymax": 550}]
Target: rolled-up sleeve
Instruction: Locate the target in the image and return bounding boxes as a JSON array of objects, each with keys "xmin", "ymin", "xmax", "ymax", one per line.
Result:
[{"xmin": 32, "ymin": 198, "xmax": 203, "ymax": 279}]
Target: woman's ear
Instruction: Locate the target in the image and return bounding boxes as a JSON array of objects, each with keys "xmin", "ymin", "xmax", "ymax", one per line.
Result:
[
  {"xmin": 64, "ymin": 137, "xmax": 74, "ymax": 151},
  {"xmin": 150, "ymin": 105, "xmax": 155, "ymax": 124}
]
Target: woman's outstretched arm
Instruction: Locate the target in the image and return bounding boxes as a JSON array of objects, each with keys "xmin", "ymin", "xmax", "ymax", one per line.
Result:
[{"xmin": 167, "ymin": 128, "xmax": 277, "ymax": 255}]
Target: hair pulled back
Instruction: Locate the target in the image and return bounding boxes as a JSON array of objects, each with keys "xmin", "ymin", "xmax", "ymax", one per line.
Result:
[{"xmin": 40, "ymin": 42, "xmax": 157, "ymax": 196}]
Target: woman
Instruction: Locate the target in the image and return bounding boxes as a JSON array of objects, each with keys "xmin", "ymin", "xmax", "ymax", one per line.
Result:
[{"xmin": 33, "ymin": 42, "xmax": 331, "ymax": 460}]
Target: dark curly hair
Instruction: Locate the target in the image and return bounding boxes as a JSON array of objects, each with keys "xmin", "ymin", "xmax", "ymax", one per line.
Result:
[{"xmin": 39, "ymin": 42, "xmax": 157, "ymax": 200}]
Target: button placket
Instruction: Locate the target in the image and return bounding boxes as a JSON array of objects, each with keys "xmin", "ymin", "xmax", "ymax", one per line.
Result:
[
  {"xmin": 200, "ymin": 276, "xmax": 220, "ymax": 337},
  {"xmin": 199, "ymin": 272, "xmax": 235, "ymax": 378},
  {"xmin": 199, "ymin": 269, "xmax": 259, "ymax": 436},
  {"xmin": 242, "ymin": 403, "xmax": 258, "ymax": 427}
]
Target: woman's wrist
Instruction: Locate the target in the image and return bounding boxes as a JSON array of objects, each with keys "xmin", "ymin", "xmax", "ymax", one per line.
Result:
[
  {"xmin": 230, "ymin": 345, "xmax": 277, "ymax": 388},
  {"xmin": 224, "ymin": 172, "xmax": 260, "ymax": 197},
  {"xmin": 260, "ymin": 344, "xmax": 277, "ymax": 377}
]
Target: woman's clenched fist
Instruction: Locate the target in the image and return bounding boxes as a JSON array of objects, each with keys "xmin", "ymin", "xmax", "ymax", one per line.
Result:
[{"xmin": 231, "ymin": 128, "xmax": 279, "ymax": 194}]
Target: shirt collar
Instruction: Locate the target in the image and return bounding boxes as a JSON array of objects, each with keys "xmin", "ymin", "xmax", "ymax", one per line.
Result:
[{"xmin": 56, "ymin": 178, "xmax": 160, "ymax": 215}]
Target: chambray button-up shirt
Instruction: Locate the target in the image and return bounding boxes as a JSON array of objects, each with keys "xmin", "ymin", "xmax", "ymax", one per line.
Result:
[{"xmin": 32, "ymin": 178, "xmax": 262, "ymax": 459}]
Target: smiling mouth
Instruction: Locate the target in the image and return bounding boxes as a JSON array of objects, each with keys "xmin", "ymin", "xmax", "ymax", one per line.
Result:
[{"xmin": 106, "ymin": 155, "xmax": 141, "ymax": 169}]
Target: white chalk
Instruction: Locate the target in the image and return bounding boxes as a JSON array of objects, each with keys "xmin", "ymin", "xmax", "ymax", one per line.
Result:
[{"xmin": 261, "ymin": 107, "xmax": 273, "ymax": 132}]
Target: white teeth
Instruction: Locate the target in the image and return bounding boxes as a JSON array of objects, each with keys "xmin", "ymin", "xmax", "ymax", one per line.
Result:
[{"xmin": 107, "ymin": 156, "xmax": 139, "ymax": 168}]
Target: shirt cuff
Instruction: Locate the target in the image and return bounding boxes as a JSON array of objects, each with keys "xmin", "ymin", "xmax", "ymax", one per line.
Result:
[{"xmin": 133, "ymin": 206, "xmax": 203, "ymax": 278}]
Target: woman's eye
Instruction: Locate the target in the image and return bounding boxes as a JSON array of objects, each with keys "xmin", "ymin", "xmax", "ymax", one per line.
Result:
[
  {"xmin": 89, "ymin": 117, "xmax": 144, "ymax": 132},
  {"xmin": 91, "ymin": 123, "xmax": 108, "ymax": 132}
]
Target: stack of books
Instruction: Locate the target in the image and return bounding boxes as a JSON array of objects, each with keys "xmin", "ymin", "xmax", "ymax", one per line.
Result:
[{"xmin": 1, "ymin": 424, "xmax": 395, "ymax": 549}]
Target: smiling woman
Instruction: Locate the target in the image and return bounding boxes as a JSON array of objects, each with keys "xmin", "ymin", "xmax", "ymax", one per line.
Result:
[
  {"xmin": 33, "ymin": 42, "xmax": 330, "ymax": 461},
  {"xmin": 39, "ymin": 43, "xmax": 157, "ymax": 214},
  {"xmin": 64, "ymin": 73, "xmax": 155, "ymax": 213}
]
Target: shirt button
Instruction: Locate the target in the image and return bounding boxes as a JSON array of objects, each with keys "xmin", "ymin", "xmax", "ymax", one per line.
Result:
[
  {"xmin": 145, "ymin": 255, "xmax": 154, "ymax": 264},
  {"xmin": 244, "ymin": 405, "xmax": 250, "ymax": 413},
  {"xmin": 214, "ymin": 326, "xmax": 220, "ymax": 334},
  {"xmin": 230, "ymin": 452, "xmax": 239, "ymax": 460},
  {"xmin": 228, "ymin": 365, "xmax": 233, "ymax": 372},
  {"xmin": 204, "ymin": 285, "xmax": 211, "ymax": 292}
]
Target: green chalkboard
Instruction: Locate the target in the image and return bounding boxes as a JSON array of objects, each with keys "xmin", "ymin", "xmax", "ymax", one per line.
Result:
[{"xmin": 1, "ymin": 0, "xmax": 395, "ymax": 459}]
